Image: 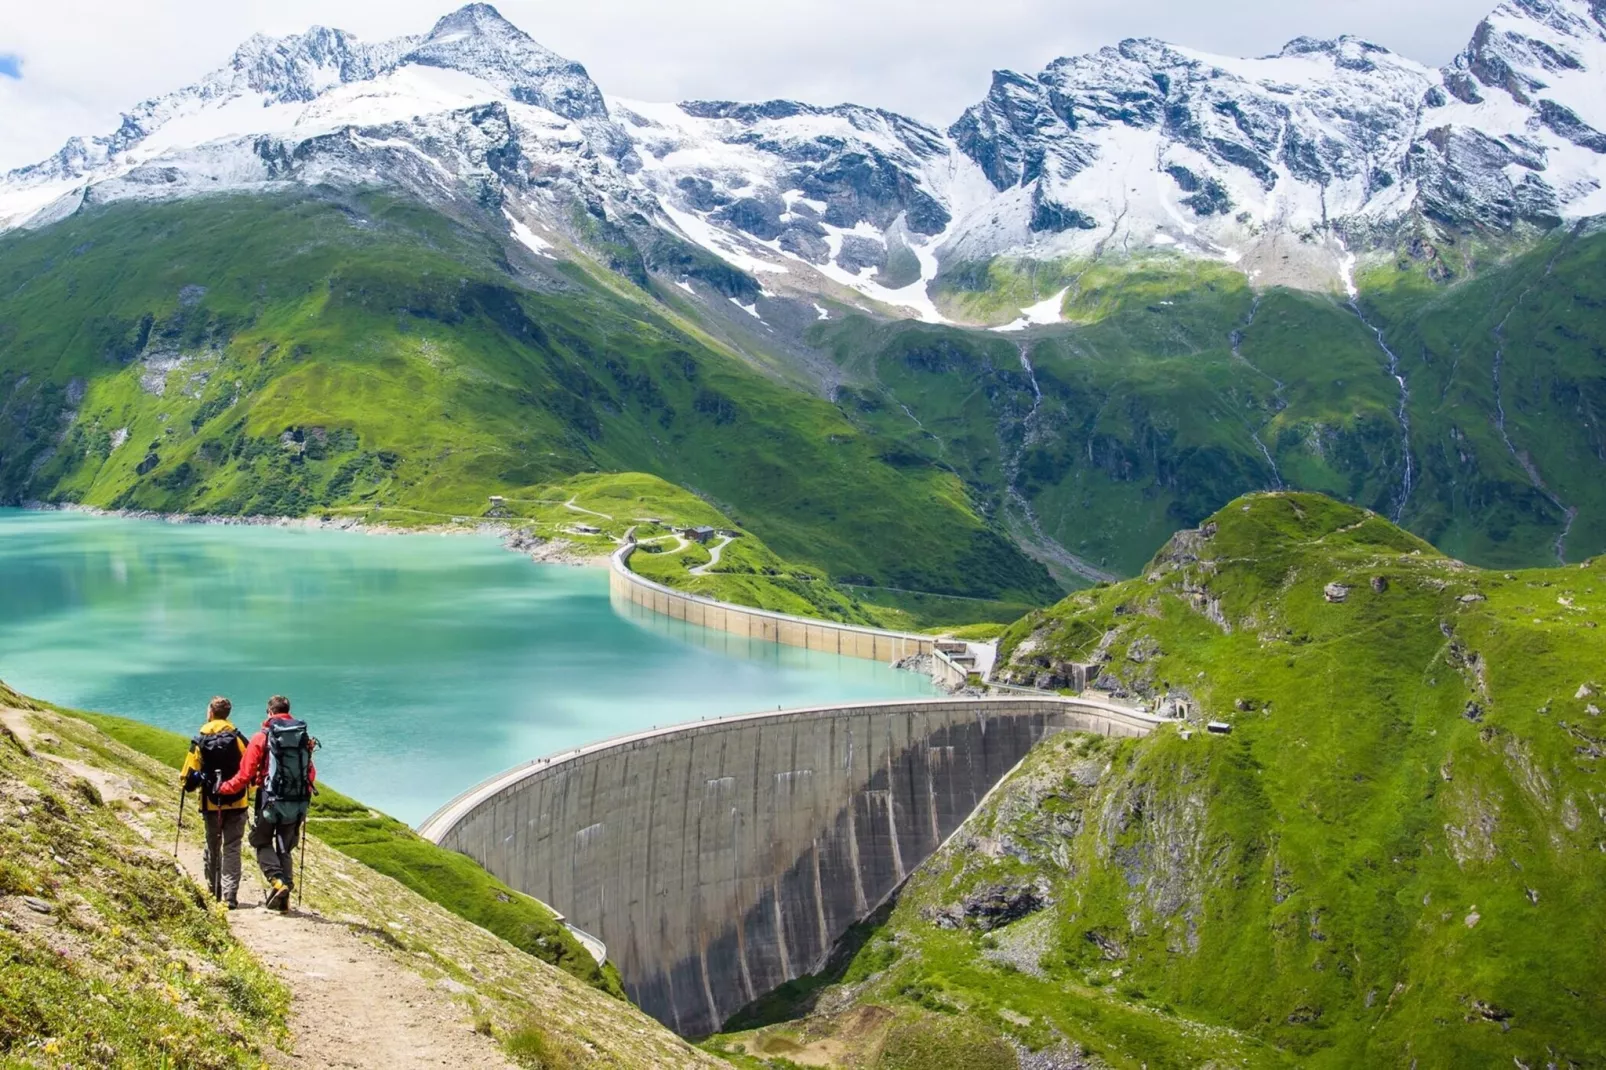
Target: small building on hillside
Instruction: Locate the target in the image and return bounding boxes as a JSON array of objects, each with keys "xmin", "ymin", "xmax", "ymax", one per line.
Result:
[
  {"xmin": 573, "ymin": 523, "xmax": 601, "ymax": 535},
  {"xmin": 487, "ymin": 495, "xmax": 508, "ymax": 518},
  {"xmin": 684, "ymin": 526, "xmax": 716, "ymax": 544}
]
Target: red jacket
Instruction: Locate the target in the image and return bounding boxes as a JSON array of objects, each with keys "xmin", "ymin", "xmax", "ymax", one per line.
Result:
[{"xmin": 217, "ymin": 713, "xmax": 317, "ymax": 798}]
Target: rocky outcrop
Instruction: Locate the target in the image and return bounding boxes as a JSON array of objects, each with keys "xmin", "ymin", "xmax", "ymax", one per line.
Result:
[{"xmin": 924, "ymin": 880, "xmax": 1052, "ymax": 931}]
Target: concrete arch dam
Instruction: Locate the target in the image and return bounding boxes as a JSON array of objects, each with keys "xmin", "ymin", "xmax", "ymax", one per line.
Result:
[{"xmin": 419, "ymin": 697, "xmax": 1161, "ymax": 1037}]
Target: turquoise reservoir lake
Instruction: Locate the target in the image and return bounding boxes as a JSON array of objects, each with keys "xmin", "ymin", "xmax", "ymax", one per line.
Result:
[{"xmin": 0, "ymin": 509, "xmax": 936, "ymax": 823}]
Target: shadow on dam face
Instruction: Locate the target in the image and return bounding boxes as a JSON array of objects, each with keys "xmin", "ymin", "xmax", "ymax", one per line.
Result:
[{"xmin": 422, "ymin": 697, "xmax": 1157, "ymax": 1037}]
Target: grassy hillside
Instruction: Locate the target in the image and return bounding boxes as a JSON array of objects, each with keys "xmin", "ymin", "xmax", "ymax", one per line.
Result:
[
  {"xmin": 0, "ymin": 686, "xmax": 288, "ymax": 1069},
  {"xmin": 511, "ymin": 471, "xmax": 1034, "ymax": 630},
  {"xmin": 709, "ymin": 493, "xmax": 1606, "ymax": 1068},
  {"xmin": 1358, "ymin": 223, "xmax": 1606, "ymax": 567},
  {"xmin": 820, "ymin": 233, "xmax": 1606, "ymax": 579},
  {"xmin": 0, "ymin": 191, "xmax": 1056, "ymax": 609}
]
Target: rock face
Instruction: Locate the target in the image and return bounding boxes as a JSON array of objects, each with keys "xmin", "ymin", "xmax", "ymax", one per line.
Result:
[
  {"xmin": 3, "ymin": 1, "xmax": 1606, "ymax": 308},
  {"xmin": 925, "ymin": 880, "xmax": 1053, "ymax": 931}
]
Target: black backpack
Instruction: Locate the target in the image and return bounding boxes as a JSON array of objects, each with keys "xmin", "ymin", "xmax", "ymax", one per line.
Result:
[
  {"xmin": 195, "ymin": 728, "xmax": 244, "ymax": 806},
  {"xmin": 258, "ymin": 719, "xmax": 315, "ymax": 824}
]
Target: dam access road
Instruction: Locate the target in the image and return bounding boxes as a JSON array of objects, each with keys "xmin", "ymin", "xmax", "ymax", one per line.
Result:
[{"xmin": 421, "ymin": 695, "xmax": 1163, "ymax": 1037}]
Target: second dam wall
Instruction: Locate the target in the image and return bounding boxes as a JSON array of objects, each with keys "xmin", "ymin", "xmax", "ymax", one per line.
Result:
[
  {"xmin": 608, "ymin": 545, "xmax": 937, "ymax": 663},
  {"xmin": 422, "ymin": 696, "xmax": 1161, "ymax": 1037}
]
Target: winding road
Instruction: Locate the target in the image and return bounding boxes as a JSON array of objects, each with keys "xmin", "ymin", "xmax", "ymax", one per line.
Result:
[{"xmin": 688, "ymin": 535, "xmax": 730, "ymax": 576}]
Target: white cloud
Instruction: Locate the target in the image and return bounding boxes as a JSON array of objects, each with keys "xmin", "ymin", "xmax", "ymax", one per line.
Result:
[{"xmin": 0, "ymin": 0, "xmax": 1499, "ymax": 171}]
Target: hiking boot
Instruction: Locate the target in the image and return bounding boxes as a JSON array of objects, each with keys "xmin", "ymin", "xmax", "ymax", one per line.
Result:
[
  {"xmin": 225, "ymin": 897, "xmax": 240, "ymax": 911},
  {"xmin": 265, "ymin": 880, "xmax": 291, "ymax": 912}
]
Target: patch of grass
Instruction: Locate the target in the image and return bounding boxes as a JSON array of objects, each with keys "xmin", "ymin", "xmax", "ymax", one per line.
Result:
[
  {"xmin": 504, "ymin": 1017, "xmax": 584, "ymax": 1069},
  {"xmin": 310, "ymin": 814, "xmax": 625, "ymax": 997},
  {"xmin": 874, "ymin": 1014, "xmax": 1018, "ymax": 1070}
]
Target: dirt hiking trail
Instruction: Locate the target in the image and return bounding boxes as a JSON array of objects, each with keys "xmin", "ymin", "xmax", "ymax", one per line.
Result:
[{"xmin": 204, "ymin": 862, "xmax": 519, "ymax": 1069}]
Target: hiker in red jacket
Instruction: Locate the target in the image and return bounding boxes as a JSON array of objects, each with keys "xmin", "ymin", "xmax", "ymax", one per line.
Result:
[{"xmin": 218, "ymin": 695, "xmax": 317, "ymax": 911}]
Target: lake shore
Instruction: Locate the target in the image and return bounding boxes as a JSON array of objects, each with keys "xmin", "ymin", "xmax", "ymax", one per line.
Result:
[{"xmin": 19, "ymin": 502, "xmax": 614, "ymax": 567}]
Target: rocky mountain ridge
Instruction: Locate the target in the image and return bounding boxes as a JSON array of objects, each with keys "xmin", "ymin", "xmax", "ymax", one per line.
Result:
[{"xmin": 3, "ymin": 1, "xmax": 1604, "ymax": 323}]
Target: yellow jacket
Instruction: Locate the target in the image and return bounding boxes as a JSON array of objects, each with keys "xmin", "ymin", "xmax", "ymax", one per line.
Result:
[{"xmin": 179, "ymin": 719, "xmax": 252, "ymax": 811}]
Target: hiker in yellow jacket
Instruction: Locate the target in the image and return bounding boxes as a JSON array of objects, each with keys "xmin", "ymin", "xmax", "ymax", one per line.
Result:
[{"xmin": 179, "ymin": 696, "xmax": 251, "ymax": 909}]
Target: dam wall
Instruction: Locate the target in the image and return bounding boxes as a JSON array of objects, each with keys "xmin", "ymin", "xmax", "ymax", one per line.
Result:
[
  {"xmin": 420, "ymin": 696, "xmax": 1162, "ymax": 1037},
  {"xmin": 608, "ymin": 545, "xmax": 937, "ymax": 663}
]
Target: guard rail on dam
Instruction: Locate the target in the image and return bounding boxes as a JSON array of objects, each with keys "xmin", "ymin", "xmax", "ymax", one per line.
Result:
[{"xmin": 419, "ymin": 696, "xmax": 1163, "ymax": 1037}]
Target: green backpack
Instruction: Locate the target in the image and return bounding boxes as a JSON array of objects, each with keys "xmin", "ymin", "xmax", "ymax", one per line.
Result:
[{"xmin": 259, "ymin": 719, "xmax": 315, "ymax": 824}]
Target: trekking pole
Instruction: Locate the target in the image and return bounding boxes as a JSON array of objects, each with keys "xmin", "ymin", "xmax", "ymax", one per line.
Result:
[
  {"xmin": 296, "ymin": 814, "xmax": 308, "ymax": 908},
  {"xmin": 297, "ymin": 747, "xmax": 319, "ymax": 909},
  {"xmin": 210, "ymin": 794, "xmax": 223, "ymax": 902},
  {"xmin": 173, "ymin": 789, "xmax": 187, "ymax": 857}
]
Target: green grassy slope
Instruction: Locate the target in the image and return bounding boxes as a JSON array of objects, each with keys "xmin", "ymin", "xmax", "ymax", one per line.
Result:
[
  {"xmin": 0, "ymin": 685, "xmax": 289, "ymax": 1068},
  {"xmin": 823, "ymin": 258, "xmax": 1396, "ymax": 577},
  {"xmin": 712, "ymin": 492, "xmax": 1606, "ymax": 1068},
  {"xmin": 1360, "ymin": 224, "xmax": 1606, "ymax": 567},
  {"xmin": 0, "ymin": 191, "xmax": 1056, "ymax": 608},
  {"xmin": 51, "ymin": 699, "xmax": 624, "ymax": 997},
  {"xmin": 820, "ymin": 234, "xmax": 1606, "ymax": 579},
  {"xmin": 498, "ymin": 471, "xmax": 897, "ymax": 626}
]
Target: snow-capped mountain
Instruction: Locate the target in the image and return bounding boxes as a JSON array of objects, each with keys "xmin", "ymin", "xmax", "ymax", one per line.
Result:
[
  {"xmin": 0, "ymin": 5, "xmax": 640, "ymax": 239},
  {"xmin": 3, "ymin": 0, "xmax": 1604, "ymax": 323}
]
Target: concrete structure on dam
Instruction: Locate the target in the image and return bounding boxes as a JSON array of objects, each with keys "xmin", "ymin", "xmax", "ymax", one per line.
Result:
[{"xmin": 420, "ymin": 696, "xmax": 1163, "ymax": 1037}]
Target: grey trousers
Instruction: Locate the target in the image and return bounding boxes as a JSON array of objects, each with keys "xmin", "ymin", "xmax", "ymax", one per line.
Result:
[
  {"xmin": 249, "ymin": 815, "xmax": 302, "ymax": 887},
  {"xmin": 202, "ymin": 808, "xmax": 248, "ymax": 902}
]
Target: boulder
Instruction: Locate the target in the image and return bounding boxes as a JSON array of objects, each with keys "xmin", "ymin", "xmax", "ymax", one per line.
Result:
[{"xmin": 924, "ymin": 881, "xmax": 1051, "ymax": 932}]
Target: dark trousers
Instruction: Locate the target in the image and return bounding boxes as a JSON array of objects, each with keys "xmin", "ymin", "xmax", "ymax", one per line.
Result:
[
  {"xmin": 203, "ymin": 808, "xmax": 248, "ymax": 902},
  {"xmin": 248, "ymin": 814, "xmax": 302, "ymax": 887}
]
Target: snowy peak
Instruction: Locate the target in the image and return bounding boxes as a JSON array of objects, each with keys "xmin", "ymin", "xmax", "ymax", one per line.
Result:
[
  {"xmin": 402, "ymin": 3, "xmax": 608, "ymax": 121},
  {"xmin": 1413, "ymin": 0, "xmax": 1606, "ymax": 233},
  {"xmin": 1274, "ymin": 34, "xmax": 1397, "ymax": 66},
  {"xmin": 225, "ymin": 25, "xmax": 405, "ymax": 104},
  {"xmin": 946, "ymin": 28, "xmax": 1432, "ymax": 256},
  {"xmin": 1445, "ymin": 0, "xmax": 1606, "ymax": 105}
]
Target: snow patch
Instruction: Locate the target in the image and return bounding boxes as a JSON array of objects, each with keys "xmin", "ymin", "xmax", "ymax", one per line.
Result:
[
  {"xmin": 660, "ymin": 201, "xmax": 787, "ymax": 275},
  {"xmin": 505, "ymin": 211, "xmax": 555, "ymax": 258},
  {"xmin": 1335, "ymin": 237, "xmax": 1359, "ymax": 300},
  {"xmin": 729, "ymin": 297, "xmax": 762, "ymax": 319},
  {"xmin": 992, "ymin": 287, "xmax": 1069, "ymax": 332}
]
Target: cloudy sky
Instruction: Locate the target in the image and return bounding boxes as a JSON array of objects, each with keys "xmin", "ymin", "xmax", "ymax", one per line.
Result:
[{"xmin": 1, "ymin": 0, "xmax": 1498, "ymax": 170}]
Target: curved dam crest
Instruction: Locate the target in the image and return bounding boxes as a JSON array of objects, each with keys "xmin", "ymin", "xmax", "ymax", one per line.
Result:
[{"xmin": 421, "ymin": 695, "xmax": 1162, "ymax": 1036}]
